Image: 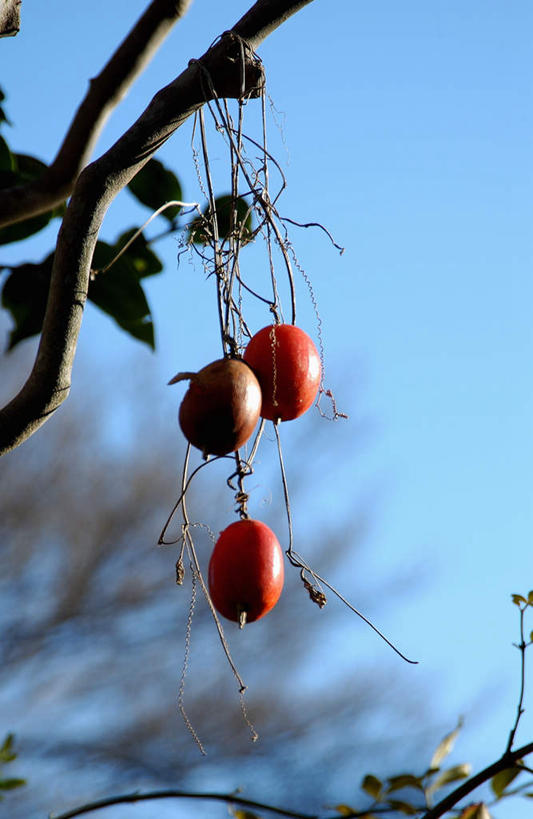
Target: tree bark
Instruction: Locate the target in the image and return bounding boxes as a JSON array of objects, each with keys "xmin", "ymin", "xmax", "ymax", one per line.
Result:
[
  {"xmin": 0, "ymin": 0, "xmax": 21, "ymax": 38},
  {"xmin": 0, "ymin": 0, "xmax": 315, "ymax": 456},
  {"xmin": 0, "ymin": 0, "xmax": 193, "ymax": 227}
]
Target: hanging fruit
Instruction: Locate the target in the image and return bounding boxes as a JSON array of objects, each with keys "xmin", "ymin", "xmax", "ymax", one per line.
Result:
[
  {"xmin": 169, "ymin": 358, "xmax": 262, "ymax": 456},
  {"xmin": 208, "ymin": 519, "xmax": 284, "ymax": 626},
  {"xmin": 244, "ymin": 324, "xmax": 321, "ymax": 421}
]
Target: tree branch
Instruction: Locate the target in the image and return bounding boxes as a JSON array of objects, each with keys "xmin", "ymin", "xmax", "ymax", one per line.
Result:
[
  {"xmin": 42, "ymin": 743, "xmax": 533, "ymax": 819},
  {"xmin": 0, "ymin": 0, "xmax": 315, "ymax": 456},
  {"xmin": 51, "ymin": 788, "xmax": 318, "ymax": 819},
  {"xmin": 0, "ymin": 0, "xmax": 21, "ymax": 38},
  {"xmin": 421, "ymin": 742, "xmax": 533, "ymax": 819},
  {"xmin": 0, "ymin": 0, "xmax": 193, "ymax": 227}
]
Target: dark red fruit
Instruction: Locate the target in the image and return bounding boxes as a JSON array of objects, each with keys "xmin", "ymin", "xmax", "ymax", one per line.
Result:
[
  {"xmin": 208, "ymin": 519, "xmax": 284, "ymax": 625},
  {"xmin": 243, "ymin": 324, "xmax": 321, "ymax": 421},
  {"xmin": 170, "ymin": 358, "xmax": 261, "ymax": 456}
]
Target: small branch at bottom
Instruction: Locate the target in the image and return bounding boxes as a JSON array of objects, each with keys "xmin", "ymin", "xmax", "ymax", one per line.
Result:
[{"xmin": 50, "ymin": 788, "xmax": 318, "ymax": 819}]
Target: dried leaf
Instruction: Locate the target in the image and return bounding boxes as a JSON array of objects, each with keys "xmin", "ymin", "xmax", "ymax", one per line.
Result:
[
  {"xmin": 430, "ymin": 718, "xmax": 463, "ymax": 769},
  {"xmin": 386, "ymin": 774, "xmax": 424, "ymax": 793},
  {"xmin": 361, "ymin": 774, "xmax": 383, "ymax": 801},
  {"xmin": 428, "ymin": 763, "xmax": 471, "ymax": 798}
]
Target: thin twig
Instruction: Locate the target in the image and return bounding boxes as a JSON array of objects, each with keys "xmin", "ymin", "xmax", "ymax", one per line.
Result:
[
  {"xmin": 157, "ymin": 452, "xmax": 230, "ymax": 545},
  {"xmin": 506, "ymin": 603, "xmax": 529, "ymax": 753},
  {"xmin": 92, "ymin": 200, "xmax": 201, "ymax": 277},
  {"xmin": 281, "ymin": 216, "xmax": 345, "ymax": 254},
  {"xmin": 49, "ymin": 788, "xmax": 319, "ymax": 819}
]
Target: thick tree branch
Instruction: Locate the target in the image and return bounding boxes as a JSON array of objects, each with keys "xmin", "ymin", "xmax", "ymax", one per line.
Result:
[
  {"xmin": 0, "ymin": 0, "xmax": 21, "ymax": 38},
  {"xmin": 0, "ymin": 0, "xmax": 315, "ymax": 455},
  {"xmin": 0, "ymin": 0, "xmax": 193, "ymax": 227}
]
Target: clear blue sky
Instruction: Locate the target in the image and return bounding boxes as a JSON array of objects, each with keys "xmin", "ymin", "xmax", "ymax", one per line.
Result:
[{"xmin": 1, "ymin": 2, "xmax": 532, "ymax": 817}]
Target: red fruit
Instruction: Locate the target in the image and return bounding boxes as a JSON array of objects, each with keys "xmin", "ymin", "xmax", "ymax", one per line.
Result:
[
  {"xmin": 170, "ymin": 358, "xmax": 261, "ymax": 456},
  {"xmin": 208, "ymin": 519, "xmax": 284, "ymax": 625},
  {"xmin": 243, "ymin": 324, "xmax": 321, "ymax": 421}
]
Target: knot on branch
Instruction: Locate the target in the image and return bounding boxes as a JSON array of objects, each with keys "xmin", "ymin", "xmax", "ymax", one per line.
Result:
[{"xmin": 192, "ymin": 32, "xmax": 265, "ymax": 102}]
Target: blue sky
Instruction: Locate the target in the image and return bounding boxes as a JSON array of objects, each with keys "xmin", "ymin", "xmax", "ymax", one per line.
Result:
[{"xmin": 1, "ymin": 2, "xmax": 533, "ymax": 816}]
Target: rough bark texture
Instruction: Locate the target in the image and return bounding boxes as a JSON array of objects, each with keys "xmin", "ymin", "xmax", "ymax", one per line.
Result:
[
  {"xmin": 0, "ymin": 0, "xmax": 315, "ymax": 455},
  {"xmin": 0, "ymin": 0, "xmax": 21, "ymax": 37}
]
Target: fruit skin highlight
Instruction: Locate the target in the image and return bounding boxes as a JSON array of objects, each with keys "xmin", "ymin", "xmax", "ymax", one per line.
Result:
[
  {"xmin": 208, "ymin": 519, "xmax": 284, "ymax": 625},
  {"xmin": 171, "ymin": 358, "xmax": 261, "ymax": 456},
  {"xmin": 244, "ymin": 324, "xmax": 321, "ymax": 421}
]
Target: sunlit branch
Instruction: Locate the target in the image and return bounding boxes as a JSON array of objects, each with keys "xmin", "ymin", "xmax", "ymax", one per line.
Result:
[{"xmin": 0, "ymin": 0, "xmax": 193, "ymax": 227}]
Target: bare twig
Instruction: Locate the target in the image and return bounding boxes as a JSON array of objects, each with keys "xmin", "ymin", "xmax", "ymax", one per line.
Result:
[
  {"xmin": 92, "ymin": 199, "xmax": 201, "ymax": 278},
  {"xmin": 49, "ymin": 788, "xmax": 318, "ymax": 819},
  {"xmin": 506, "ymin": 602, "xmax": 529, "ymax": 753}
]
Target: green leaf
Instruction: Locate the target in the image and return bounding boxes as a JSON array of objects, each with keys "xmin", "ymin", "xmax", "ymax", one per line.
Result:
[
  {"xmin": 361, "ymin": 774, "xmax": 383, "ymax": 801},
  {"xmin": 386, "ymin": 799, "xmax": 419, "ymax": 815},
  {"xmin": 0, "ymin": 778, "xmax": 26, "ymax": 791},
  {"xmin": 0, "ymin": 136, "xmax": 14, "ymax": 171},
  {"xmin": 0, "ymin": 734, "xmax": 14, "ymax": 752},
  {"xmin": 0, "ymin": 211, "xmax": 57, "ymax": 245},
  {"xmin": 0, "ymin": 734, "xmax": 15, "ymax": 763},
  {"xmin": 14, "ymin": 153, "xmax": 48, "ymax": 181},
  {"xmin": 1, "ymin": 254, "xmax": 54, "ymax": 349},
  {"xmin": 188, "ymin": 194, "xmax": 253, "ymax": 245},
  {"xmin": 231, "ymin": 811, "xmax": 262, "ymax": 819},
  {"xmin": 334, "ymin": 805, "xmax": 358, "ymax": 816},
  {"xmin": 0, "ymin": 87, "xmax": 10, "ymax": 126},
  {"xmin": 512, "ymin": 594, "xmax": 527, "ymax": 606},
  {"xmin": 428, "ymin": 763, "xmax": 471, "ymax": 796},
  {"xmin": 386, "ymin": 774, "xmax": 424, "ymax": 794},
  {"xmin": 527, "ymin": 590, "xmax": 533, "ymax": 605},
  {"xmin": 89, "ymin": 240, "xmax": 155, "ymax": 349},
  {"xmin": 113, "ymin": 229, "xmax": 163, "ymax": 279},
  {"xmin": 490, "ymin": 766, "xmax": 522, "ymax": 798},
  {"xmin": 0, "ymin": 154, "xmax": 64, "ymax": 245},
  {"xmin": 127, "ymin": 158, "xmax": 183, "ymax": 222},
  {"xmin": 430, "ymin": 719, "xmax": 463, "ymax": 769}
]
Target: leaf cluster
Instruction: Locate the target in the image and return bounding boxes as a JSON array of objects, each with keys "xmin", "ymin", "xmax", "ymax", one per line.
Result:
[{"xmin": 334, "ymin": 720, "xmax": 472, "ymax": 817}]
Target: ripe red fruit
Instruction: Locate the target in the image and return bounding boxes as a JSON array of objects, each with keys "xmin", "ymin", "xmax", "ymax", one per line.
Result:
[
  {"xmin": 208, "ymin": 519, "xmax": 284, "ymax": 626},
  {"xmin": 169, "ymin": 358, "xmax": 261, "ymax": 456},
  {"xmin": 243, "ymin": 324, "xmax": 321, "ymax": 421}
]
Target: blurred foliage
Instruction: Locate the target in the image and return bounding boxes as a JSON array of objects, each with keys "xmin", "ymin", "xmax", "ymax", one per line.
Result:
[{"xmin": 0, "ymin": 343, "xmax": 425, "ymax": 818}]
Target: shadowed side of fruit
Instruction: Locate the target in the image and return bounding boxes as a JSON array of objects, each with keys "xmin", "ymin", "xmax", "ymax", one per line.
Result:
[{"xmin": 169, "ymin": 358, "xmax": 262, "ymax": 456}]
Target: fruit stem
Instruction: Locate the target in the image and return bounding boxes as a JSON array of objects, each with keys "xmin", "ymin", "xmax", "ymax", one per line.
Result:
[
  {"xmin": 238, "ymin": 609, "xmax": 247, "ymax": 629},
  {"xmin": 168, "ymin": 371, "xmax": 198, "ymax": 385}
]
